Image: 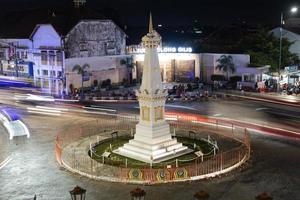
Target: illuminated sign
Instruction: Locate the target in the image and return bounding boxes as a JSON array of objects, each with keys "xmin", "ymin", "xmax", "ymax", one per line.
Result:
[{"xmin": 130, "ymin": 46, "xmax": 193, "ymax": 54}]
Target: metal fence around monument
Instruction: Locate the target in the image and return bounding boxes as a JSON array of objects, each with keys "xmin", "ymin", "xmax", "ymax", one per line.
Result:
[{"xmin": 55, "ymin": 114, "xmax": 250, "ymax": 184}]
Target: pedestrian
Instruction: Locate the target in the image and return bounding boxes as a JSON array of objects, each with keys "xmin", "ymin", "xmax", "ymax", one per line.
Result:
[
  {"xmin": 255, "ymin": 82, "xmax": 258, "ymax": 91},
  {"xmin": 238, "ymin": 83, "xmax": 242, "ymax": 91}
]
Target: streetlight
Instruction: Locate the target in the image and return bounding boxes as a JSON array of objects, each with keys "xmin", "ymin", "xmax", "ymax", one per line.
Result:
[
  {"xmin": 130, "ymin": 187, "xmax": 146, "ymax": 200},
  {"xmin": 291, "ymin": 7, "xmax": 298, "ymax": 13},
  {"xmin": 69, "ymin": 186, "xmax": 86, "ymax": 200},
  {"xmin": 278, "ymin": 6, "xmax": 298, "ymax": 91}
]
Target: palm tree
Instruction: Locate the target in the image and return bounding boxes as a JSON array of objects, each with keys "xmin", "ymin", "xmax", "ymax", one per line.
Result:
[
  {"xmin": 72, "ymin": 63, "xmax": 90, "ymax": 100},
  {"xmin": 216, "ymin": 55, "xmax": 235, "ymax": 81}
]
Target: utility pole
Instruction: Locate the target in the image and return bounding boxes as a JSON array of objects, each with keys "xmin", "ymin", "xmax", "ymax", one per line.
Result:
[
  {"xmin": 278, "ymin": 7, "xmax": 298, "ymax": 92},
  {"xmin": 278, "ymin": 12, "xmax": 283, "ymax": 86},
  {"xmin": 14, "ymin": 45, "xmax": 19, "ymax": 77}
]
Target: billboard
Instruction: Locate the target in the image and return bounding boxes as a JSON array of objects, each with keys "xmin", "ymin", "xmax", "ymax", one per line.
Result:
[{"xmin": 174, "ymin": 60, "xmax": 195, "ymax": 82}]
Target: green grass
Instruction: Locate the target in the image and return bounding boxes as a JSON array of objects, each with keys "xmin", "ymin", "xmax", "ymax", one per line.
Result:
[{"xmin": 91, "ymin": 136, "xmax": 214, "ymax": 168}]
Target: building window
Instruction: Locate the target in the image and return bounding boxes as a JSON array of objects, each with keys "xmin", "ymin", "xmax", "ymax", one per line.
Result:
[
  {"xmin": 49, "ymin": 51, "xmax": 55, "ymax": 66},
  {"xmin": 41, "ymin": 51, "xmax": 48, "ymax": 65},
  {"xmin": 56, "ymin": 51, "xmax": 63, "ymax": 66},
  {"xmin": 21, "ymin": 51, "xmax": 27, "ymax": 59},
  {"xmin": 0, "ymin": 51, "xmax": 5, "ymax": 59},
  {"xmin": 57, "ymin": 71, "xmax": 62, "ymax": 78},
  {"xmin": 79, "ymin": 42, "xmax": 87, "ymax": 51},
  {"xmin": 37, "ymin": 69, "xmax": 40, "ymax": 75},
  {"xmin": 42, "ymin": 70, "xmax": 48, "ymax": 76},
  {"xmin": 50, "ymin": 70, "xmax": 56, "ymax": 77},
  {"xmin": 17, "ymin": 52, "xmax": 21, "ymax": 59},
  {"xmin": 243, "ymin": 74, "xmax": 255, "ymax": 82}
]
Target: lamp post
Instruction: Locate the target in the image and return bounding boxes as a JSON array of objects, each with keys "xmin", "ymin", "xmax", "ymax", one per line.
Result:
[
  {"xmin": 194, "ymin": 190, "xmax": 210, "ymax": 200},
  {"xmin": 130, "ymin": 187, "xmax": 146, "ymax": 200},
  {"xmin": 278, "ymin": 6, "xmax": 298, "ymax": 91},
  {"xmin": 69, "ymin": 185, "xmax": 86, "ymax": 200}
]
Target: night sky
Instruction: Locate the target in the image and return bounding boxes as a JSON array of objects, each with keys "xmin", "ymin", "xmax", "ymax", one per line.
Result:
[{"xmin": 1, "ymin": 0, "xmax": 299, "ymax": 27}]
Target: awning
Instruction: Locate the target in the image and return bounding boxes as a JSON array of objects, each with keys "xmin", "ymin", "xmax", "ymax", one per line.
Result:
[{"xmin": 290, "ymin": 74, "xmax": 299, "ymax": 79}]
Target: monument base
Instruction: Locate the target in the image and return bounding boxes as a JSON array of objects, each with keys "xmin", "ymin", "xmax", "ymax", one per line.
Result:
[{"xmin": 114, "ymin": 122, "xmax": 192, "ymax": 163}]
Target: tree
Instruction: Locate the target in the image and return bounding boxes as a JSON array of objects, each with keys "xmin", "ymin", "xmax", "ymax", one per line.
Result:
[
  {"xmin": 197, "ymin": 27, "xmax": 299, "ymax": 72},
  {"xmin": 238, "ymin": 29, "xmax": 299, "ymax": 72},
  {"xmin": 69, "ymin": 84, "xmax": 74, "ymax": 94},
  {"xmin": 72, "ymin": 63, "xmax": 90, "ymax": 100},
  {"xmin": 216, "ymin": 55, "xmax": 235, "ymax": 80},
  {"xmin": 120, "ymin": 57, "xmax": 134, "ymax": 84}
]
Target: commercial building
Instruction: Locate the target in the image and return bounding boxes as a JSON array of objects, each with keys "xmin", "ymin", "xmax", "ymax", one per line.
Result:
[
  {"xmin": 0, "ymin": 24, "xmax": 65, "ymax": 95},
  {"xmin": 201, "ymin": 53, "xmax": 269, "ymax": 86},
  {"xmin": 128, "ymin": 46, "xmax": 268, "ymax": 87},
  {"xmin": 281, "ymin": 65, "xmax": 300, "ymax": 85}
]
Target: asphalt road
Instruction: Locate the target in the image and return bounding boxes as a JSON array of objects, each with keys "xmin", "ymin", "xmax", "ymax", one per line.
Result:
[
  {"xmin": 0, "ymin": 88, "xmax": 300, "ymax": 200},
  {"xmin": 102, "ymin": 99, "xmax": 300, "ymax": 133}
]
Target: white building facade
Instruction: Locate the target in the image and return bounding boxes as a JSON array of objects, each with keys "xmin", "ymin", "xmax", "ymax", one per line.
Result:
[
  {"xmin": 65, "ymin": 55, "xmax": 131, "ymax": 93},
  {"xmin": 201, "ymin": 53, "xmax": 268, "ymax": 84},
  {"xmin": 30, "ymin": 24, "xmax": 65, "ymax": 95},
  {"xmin": 64, "ymin": 20, "xmax": 126, "ymax": 58},
  {"xmin": 128, "ymin": 47, "xmax": 267, "ymax": 87},
  {"xmin": 0, "ymin": 24, "xmax": 65, "ymax": 95},
  {"xmin": 64, "ymin": 20, "xmax": 128, "ymax": 93}
]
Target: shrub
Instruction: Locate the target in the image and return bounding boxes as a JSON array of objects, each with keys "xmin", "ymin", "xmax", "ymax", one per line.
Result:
[{"xmin": 211, "ymin": 74, "xmax": 225, "ymax": 81}]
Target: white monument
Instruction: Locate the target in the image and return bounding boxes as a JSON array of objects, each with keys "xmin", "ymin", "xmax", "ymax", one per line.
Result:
[{"xmin": 114, "ymin": 14, "xmax": 192, "ymax": 163}]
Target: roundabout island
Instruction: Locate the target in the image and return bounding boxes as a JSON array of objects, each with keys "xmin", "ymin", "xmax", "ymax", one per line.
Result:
[{"xmin": 55, "ymin": 114, "xmax": 250, "ymax": 184}]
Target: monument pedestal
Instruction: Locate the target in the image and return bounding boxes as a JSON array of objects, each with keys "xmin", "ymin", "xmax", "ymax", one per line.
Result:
[{"xmin": 114, "ymin": 122, "xmax": 192, "ymax": 163}]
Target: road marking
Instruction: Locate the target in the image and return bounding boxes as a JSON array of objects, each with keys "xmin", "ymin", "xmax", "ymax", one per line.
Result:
[
  {"xmin": 28, "ymin": 110, "xmax": 61, "ymax": 116},
  {"xmin": 213, "ymin": 113, "xmax": 222, "ymax": 117},
  {"xmin": 135, "ymin": 105, "xmax": 197, "ymax": 111},
  {"xmin": 165, "ymin": 105, "xmax": 198, "ymax": 110},
  {"xmin": 0, "ymin": 155, "xmax": 13, "ymax": 170},
  {"xmin": 255, "ymin": 107, "xmax": 269, "ymax": 111}
]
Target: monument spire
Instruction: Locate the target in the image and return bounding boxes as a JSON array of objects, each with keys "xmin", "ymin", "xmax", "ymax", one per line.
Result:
[{"xmin": 149, "ymin": 12, "xmax": 153, "ymax": 33}]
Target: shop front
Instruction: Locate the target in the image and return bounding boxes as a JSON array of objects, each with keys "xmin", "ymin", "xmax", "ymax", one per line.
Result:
[
  {"xmin": 0, "ymin": 60, "xmax": 34, "ymax": 78},
  {"xmin": 282, "ymin": 66, "xmax": 300, "ymax": 86}
]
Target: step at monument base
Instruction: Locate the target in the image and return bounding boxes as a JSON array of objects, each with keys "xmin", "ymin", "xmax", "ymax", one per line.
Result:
[{"xmin": 114, "ymin": 139, "xmax": 193, "ymax": 163}]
